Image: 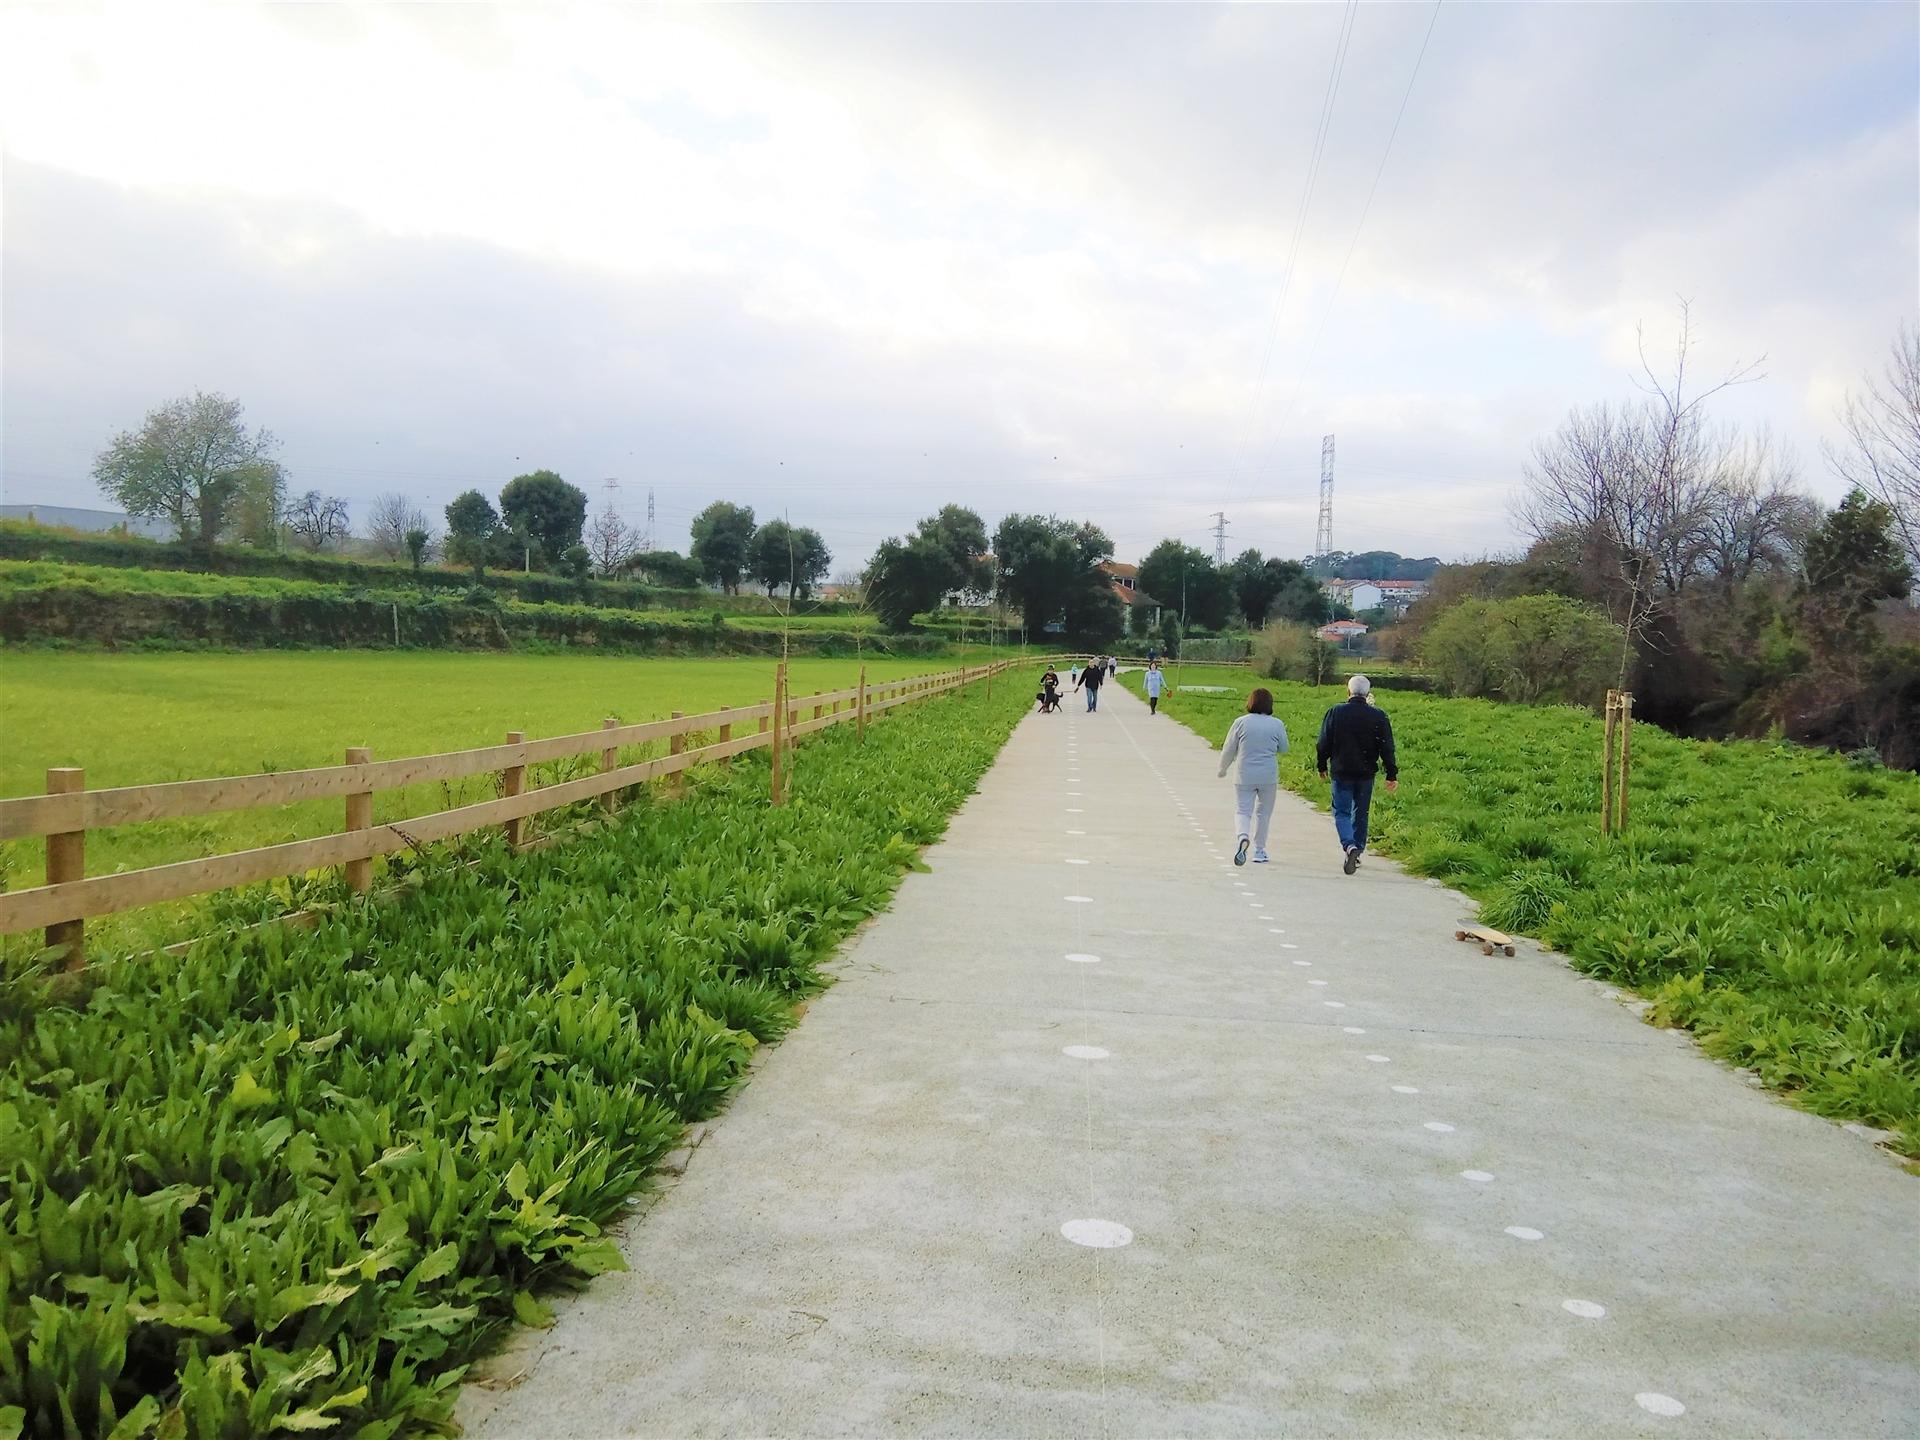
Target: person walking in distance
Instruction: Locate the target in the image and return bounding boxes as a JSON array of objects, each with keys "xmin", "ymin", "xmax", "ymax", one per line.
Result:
[
  {"xmin": 1143, "ymin": 660, "xmax": 1166, "ymax": 715},
  {"xmin": 1075, "ymin": 655, "xmax": 1105, "ymax": 712},
  {"xmin": 1217, "ymin": 687, "xmax": 1289, "ymax": 866},
  {"xmin": 1316, "ymin": 674, "xmax": 1398, "ymax": 874}
]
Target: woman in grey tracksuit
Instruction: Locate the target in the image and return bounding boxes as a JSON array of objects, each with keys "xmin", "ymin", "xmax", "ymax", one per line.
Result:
[{"xmin": 1216, "ymin": 687, "xmax": 1290, "ymax": 866}]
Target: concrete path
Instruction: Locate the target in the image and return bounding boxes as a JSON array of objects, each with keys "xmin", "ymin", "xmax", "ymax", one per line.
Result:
[{"xmin": 463, "ymin": 680, "xmax": 1918, "ymax": 1438}]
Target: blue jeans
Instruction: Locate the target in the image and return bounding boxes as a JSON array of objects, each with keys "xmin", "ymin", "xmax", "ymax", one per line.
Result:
[
  {"xmin": 1330, "ymin": 775, "xmax": 1376, "ymax": 853},
  {"xmin": 1085, "ymin": 687, "xmax": 1099, "ymax": 711}
]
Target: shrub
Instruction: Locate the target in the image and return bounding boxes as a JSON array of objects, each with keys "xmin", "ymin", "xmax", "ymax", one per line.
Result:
[
  {"xmin": 1252, "ymin": 621, "xmax": 1337, "ymax": 683},
  {"xmin": 1422, "ymin": 594, "xmax": 1622, "ymax": 705}
]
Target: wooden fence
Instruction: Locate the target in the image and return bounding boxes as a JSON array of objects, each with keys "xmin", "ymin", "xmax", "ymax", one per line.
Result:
[{"xmin": 1, "ymin": 658, "xmax": 1015, "ymax": 962}]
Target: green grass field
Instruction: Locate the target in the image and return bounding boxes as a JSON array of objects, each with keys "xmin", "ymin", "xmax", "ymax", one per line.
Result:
[
  {"xmin": 1125, "ymin": 671, "xmax": 1920, "ymax": 1155},
  {"xmin": 1, "ymin": 650, "xmax": 1018, "ymax": 947}
]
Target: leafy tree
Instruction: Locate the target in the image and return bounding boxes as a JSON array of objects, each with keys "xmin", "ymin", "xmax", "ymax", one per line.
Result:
[
  {"xmin": 1155, "ymin": 614, "xmax": 1182, "ymax": 659},
  {"xmin": 993, "ymin": 514, "xmax": 1113, "ymax": 635},
  {"xmin": 445, "ymin": 490, "xmax": 499, "ymax": 579},
  {"xmin": 1253, "ymin": 621, "xmax": 1339, "ymax": 684},
  {"xmin": 405, "ymin": 529, "xmax": 430, "ymax": 572},
  {"xmin": 1268, "ymin": 561, "xmax": 1331, "ymax": 626},
  {"xmin": 499, "ymin": 471, "xmax": 587, "ymax": 565},
  {"xmin": 864, "ymin": 536, "xmax": 952, "ymax": 631},
  {"xmin": 92, "ymin": 391, "xmax": 285, "ymax": 548},
  {"xmin": 627, "ymin": 549, "xmax": 704, "ymax": 588},
  {"xmin": 916, "ymin": 505, "xmax": 991, "ymax": 595},
  {"xmin": 690, "ymin": 501, "xmax": 756, "ymax": 592},
  {"xmin": 1799, "ymin": 490, "xmax": 1914, "ymax": 629},
  {"xmin": 557, "ymin": 544, "xmax": 592, "ymax": 581},
  {"xmin": 1136, "ymin": 540, "xmax": 1234, "ymax": 630},
  {"xmin": 793, "ymin": 527, "xmax": 832, "ymax": 600},
  {"xmin": 1063, "ymin": 577, "xmax": 1125, "ymax": 647},
  {"xmin": 286, "ymin": 491, "xmax": 351, "ymax": 551}
]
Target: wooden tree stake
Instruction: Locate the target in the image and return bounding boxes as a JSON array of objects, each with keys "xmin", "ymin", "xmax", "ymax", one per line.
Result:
[
  {"xmin": 857, "ymin": 664, "xmax": 868, "ymax": 742},
  {"xmin": 771, "ymin": 662, "xmax": 788, "ymax": 806}
]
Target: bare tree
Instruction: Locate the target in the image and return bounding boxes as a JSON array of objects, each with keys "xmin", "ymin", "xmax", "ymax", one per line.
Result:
[
  {"xmin": 1826, "ymin": 322, "xmax": 1920, "ymax": 579},
  {"xmin": 1517, "ymin": 300, "xmax": 1766, "ymax": 683},
  {"xmin": 586, "ymin": 502, "xmax": 636, "ymax": 578},
  {"xmin": 1699, "ymin": 429, "xmax": 1820, "ymax": 588},
  {"xmin": 286, "ymin": 491, "xmax": 351, "ymax": 551},
  {"xmin": 365, "ymin": 492, "xmax": 429, "ymax": 560}
]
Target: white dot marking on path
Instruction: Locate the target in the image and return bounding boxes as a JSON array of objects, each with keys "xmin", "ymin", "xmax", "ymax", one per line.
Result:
[
  {"xmin": 1293, "ymin": 960, "xmax": 1311, "ymax": 966},
  {"xmin": 1064, "ymin": 953, "xmax": 1101, "ymax": 964},
  {"xmin": 1423, "ymin": 1122, "xmax": 1456, "ymax": 1133},
  {"xmin": 1326, "ymin": 1002, "xmax": 1349, "ymax": 1010},
  {"xmin": 1281, "ymin": 943, "xmax": 1299, "ymax": 950},
  {"xmin": 1066, "ymin": 858, "xmax": 1090, "ymax": 865},
  {"xmin": 1563, "ymin": 1299, "xmax": 1607, "ymax": 1319},
  {"xmin": 1067, "ymin": 829, "xmax": 1086, "ymax": 835},
  {"xmin": 1391, "ymin": 1084, "xmax": 1419, "ymax": 1094},
  {"xmin": 1461, "ymin": 1169, "xmax": 1494, "ymax": 1183},
  {"xmin": 1635, "ymin": 1394, "xmax": 1686, "ymax": 1418},
  {"xmin": 1061, "ymin": 1219, "xmax": 1133, "ymax": 1249},
  {"xmin": 1067, "ymin": 808, "xmax": 1084, "ymax": 813},
  {"xmin": 1505, "ymin": 1227, "xmax": 1544, "ymax": 1242},
  {"xmin": 1063, "ymin": 1045, "xmax": 1110, "ymax": 1060},
  {"xmin": 1309, "ymin": 979, "xmax": 1328, "ymax": 987},
  {"xmin": 1064, "ymin": 895, "xmax": 1094, "ymax": 904},
  {"xmin": 1343, "ymin": 1026, "xmax": 1366, "ymax": 1034}
]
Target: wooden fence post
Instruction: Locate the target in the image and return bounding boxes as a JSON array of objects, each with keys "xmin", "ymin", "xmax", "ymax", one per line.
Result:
[
  {"xmin": 771, "ymin": 662, "xmax": 787, "ymax": 807},
  {"xmin": 344, "ymin": 747, "xmax": 372, "ymax": 894},
  {"xmin": 45, "ymin": 767, "xmax": 84, "ymax": 968},
  {"xmin": 718, "ymin": 707, "xmax": 733, "ymax": 771},
  {"xmin": 669, "ymin": 712, "xmax": 686, "ymax": 799},
  {"xmin": 503, "ymin": 731, "xmax": 526, "ymax": 847},
  {"xmin": 812, "ymin": 691, "xmax": 823, "ymax": 722},
  {"xmin": 857, "ymin": 664, "xmax": 868, "ymax": 742},
  {"xmin": 601, "ymin": 717, "xmax": 618, "ymax": 813}
]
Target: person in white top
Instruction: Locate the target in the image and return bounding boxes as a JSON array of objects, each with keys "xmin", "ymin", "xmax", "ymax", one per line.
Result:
[
  {"xmin": 1216, "ymin": 687, "xmax": 1290, "ymax": 865},
  {"xmin": 1143, "ymin": 661, "xmax": 1166, "ymax": 714}
]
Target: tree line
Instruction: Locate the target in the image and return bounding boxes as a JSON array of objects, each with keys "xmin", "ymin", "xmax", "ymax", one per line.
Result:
[{"xmin": 1393, "ymin": 311, "xmax": 1918, "ymax": 767}]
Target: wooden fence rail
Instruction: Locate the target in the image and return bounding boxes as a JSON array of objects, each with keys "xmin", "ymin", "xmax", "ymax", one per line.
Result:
[{"xmin": 2, "ymin": 659, "xmax": 1016, "ymax": 957}]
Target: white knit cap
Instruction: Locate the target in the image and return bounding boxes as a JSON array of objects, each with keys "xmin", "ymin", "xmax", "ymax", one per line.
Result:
[{"xmin": 1348, "ymin": 674, "xmax": 1371, "ymax": 696}]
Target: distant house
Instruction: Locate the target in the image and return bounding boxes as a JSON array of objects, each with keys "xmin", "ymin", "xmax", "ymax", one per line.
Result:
[
  {"xmin": 1099, "ymin": 560, "xmax": 1162, "ymax": 626},
  {"xmin": 1317, "ymin": 619, "xmax": 1370, "ymax": 648},
  {"xmin": 0, "ymin": 503, "xmax": 172, "ymax": 540},
  {"xmin": 1321, "ymin": 576, "xmax": 1430, "ymax": 616}
]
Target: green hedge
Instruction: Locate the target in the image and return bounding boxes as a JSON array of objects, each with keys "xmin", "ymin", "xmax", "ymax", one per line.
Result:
[
  {"xmin": 0, "ymin": 525, "xmax": 863, "ymax": 618},
  {"xmin": 0, "ymin": 585, "xmax": 942, "ymax": 658}
]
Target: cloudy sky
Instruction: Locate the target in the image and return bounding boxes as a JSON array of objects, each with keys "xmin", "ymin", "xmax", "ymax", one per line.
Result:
[{"xmin": 2, "ymin": 2, "xmax": 1914, "ymax": 571}]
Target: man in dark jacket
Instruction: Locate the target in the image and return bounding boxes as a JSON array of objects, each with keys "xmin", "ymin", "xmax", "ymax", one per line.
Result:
[{"xmin": 1315, "ymin": 674, "xmax": 1398, "ymax": 874}]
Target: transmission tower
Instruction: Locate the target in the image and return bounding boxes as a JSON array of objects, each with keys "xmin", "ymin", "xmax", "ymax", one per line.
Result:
[
  {"xmin": 643, "ymin": 487, "xmax": 656, "ymax": 553},
  {"xmin": 1315, "ymin": 434, "xmax": 1335, "ymax": 559},
  {"xmin": 1210, "ymin": 510, "xmax": 1229, "ymax": 565}
]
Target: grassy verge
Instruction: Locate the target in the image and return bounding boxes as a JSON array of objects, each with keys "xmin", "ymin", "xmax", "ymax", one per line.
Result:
[
  {"xmin": 0, "ymin": 677, "xmax": 1025, "ymax": 1439},
  {"xmin": 1124, "ymin": 672, "xmax": 1920, "ymax": 1156}
]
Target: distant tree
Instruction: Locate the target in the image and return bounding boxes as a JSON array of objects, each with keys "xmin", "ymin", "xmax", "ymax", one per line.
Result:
[
  {"xmin": 1062, "ymin": 577, "xmax": 1125, "ymax": 647},
  {"xmin": 1253, "ymin": 621, "xmax": 1339, "ymax": 685},
  {"xmin": 1267, "ymin": 559, "xmax": 1331, "ymax": 626},
  {"xmin": 286, "ymin": 490, "xmax": 351, "ymax": 551},
  {"xmin": 994, "ymin": 515, "xmax": 1114, "ymax": 636},
  {"xmin": 405, "ymin": 528, "xmax": 431, "ymax": 573},
  {"xmin": 1798, "ymin": 490, "xmax": 1914, "ymax": 632},
  {"xmin": 1136, "ymin": 540, "xmax": 1234, "ymax": 630},
  {"xmin": 864, "ymin": 536, "xmax": 951, "ymax": 631},
  {"xmin": 793, "ymin": 526, "xmax": 831, "ymax": 600},
  {"xmin": 365, "ymin": 492, "xmax": 428, "ymax": 560},
  {"xmin": 749, "ymin": 519, "xmax": 797, "ymax": 598},
  {"xmin": 690, "ymin": 501, "xmax": 757, "ymax": 592},
  {"xmin": 916, "ymin": 505, "xmax": 991, "ymax": 595},
  {"xmin": 445, "ymin": 490, "xmax": 500, "ymax": 579},
  {"xmin": 627, "ymin": 549, "xmax": 704, "ymax": 588},
  {"xmin": 586, "ymin": 502, "xmax": 636, "ymax": 578},
  {"xmin": 1228, "ymin": 549, "xmax": 1281, "ymax": 626},
  {"xmin": 499, "ymin": 471, "xmax": 587, "ymax": 566},
  {"xmin": 557, "ymin": 544, "xmax": 592, "ymax": 581},
  {"xmin": 1155, "ymin": 614, "xmax": 1182, "ymax": 659},
  {"xmin": 92, "ymin": 391, "xmax": 285, "ymax": 548},
  {"xmin": 1827, "ymin": 323, "xmax": 1920, "ymax": 579}
]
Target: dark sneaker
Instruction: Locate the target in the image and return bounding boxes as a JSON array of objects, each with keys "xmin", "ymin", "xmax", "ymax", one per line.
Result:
[
  {"xmin": 1342, "ymin": 847, "xmax": 1359, "ymax": 875},
  {"xmin": 1235, "ymin": 837, "xmax": 1250, "ymax": 867}
]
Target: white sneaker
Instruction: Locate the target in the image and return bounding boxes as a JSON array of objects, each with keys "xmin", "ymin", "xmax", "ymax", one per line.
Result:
[{"xmin": 1253, "ymin": 850, "xmax": 1270, "ymax": 863}]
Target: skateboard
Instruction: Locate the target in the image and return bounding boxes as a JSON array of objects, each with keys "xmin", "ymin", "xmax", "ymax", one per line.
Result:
[{"xmin": 1455, "ymin": 926, "xmax": 1516, "ymax": 957}]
